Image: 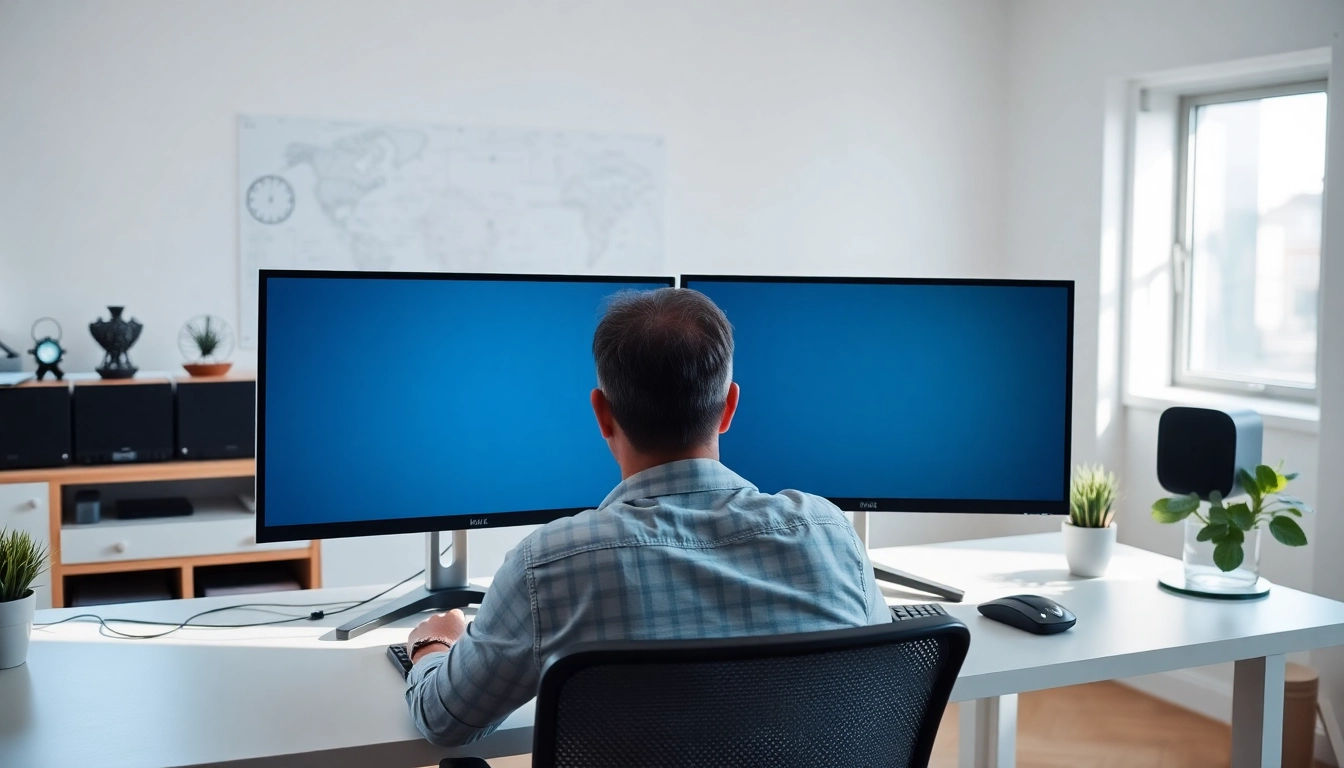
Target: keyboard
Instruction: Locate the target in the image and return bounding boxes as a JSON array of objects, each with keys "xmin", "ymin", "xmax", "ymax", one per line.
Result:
[
  {"xmin": 890, "ymin": 602, "xmax": 948, "ymax": 621},
  {"xmin": 387, "ymin": 644, "xmax": 413, "ymax": 680}
]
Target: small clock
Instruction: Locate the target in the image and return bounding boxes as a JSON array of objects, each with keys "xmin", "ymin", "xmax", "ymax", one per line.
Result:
[
  {"xmin": 28, "ymin": 317, "xmax": 65, "ymax": 381},
  {"xmin": 246, "ymin": 174, "xmax": 296, "ymax": 225}
]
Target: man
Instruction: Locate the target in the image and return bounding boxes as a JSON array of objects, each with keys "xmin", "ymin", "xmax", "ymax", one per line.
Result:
[{"xmin": 405, "ymin": 287, "xmax": 888, "ymax": 746}]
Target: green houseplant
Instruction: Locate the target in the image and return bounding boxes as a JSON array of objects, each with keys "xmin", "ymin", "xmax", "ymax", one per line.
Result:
[
  {"xmin": 0, "ymin": 527, "xmax": 49, "ymax": 668},
  {"xmin": 178, "ymin": 314, "xmax": 235, "ymax": 377},
  {"xmin": 1063, "ymin": 465, "xmax": 1120, "ymax": 577},
  {"xmin": 1151, "ymin": 463, "xmax": 1310, "ymax": 588}
]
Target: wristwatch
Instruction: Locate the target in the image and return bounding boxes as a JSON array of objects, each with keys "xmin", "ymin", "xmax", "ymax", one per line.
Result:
[{"xmin": 411, "ymin": 636, "xmax": 454, "ymax": 658}]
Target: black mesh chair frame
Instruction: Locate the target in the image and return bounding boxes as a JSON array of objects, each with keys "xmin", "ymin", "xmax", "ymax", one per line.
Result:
[{"xmin": 440, "ymin": 615, "xmax": 968, "ymax": 768}]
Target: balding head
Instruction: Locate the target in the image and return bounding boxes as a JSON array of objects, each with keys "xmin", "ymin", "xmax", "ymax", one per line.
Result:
[{"xmin": 592, "ymin": 288, "xmax": 735, "ymax": 454}]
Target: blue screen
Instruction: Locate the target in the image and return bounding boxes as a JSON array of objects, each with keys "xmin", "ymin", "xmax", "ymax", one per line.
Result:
[
  {"xmin": 684, "ymin": 279, "xmax": 1071, "ymax": 509},
  {"xmin": 261, "ymin": 275, "xmax": 671, "ymax": 532}
]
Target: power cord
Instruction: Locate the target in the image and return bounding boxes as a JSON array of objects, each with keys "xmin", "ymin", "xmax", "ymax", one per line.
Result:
[{"xmin": 33, "ymin": 545, "xmax": 450, "ymax": 640}]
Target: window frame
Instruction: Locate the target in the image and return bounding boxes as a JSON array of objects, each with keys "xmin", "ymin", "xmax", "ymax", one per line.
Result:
[{"xmin": 1172, "ymin": 78, "xmax": 1328, "ymax": 402}]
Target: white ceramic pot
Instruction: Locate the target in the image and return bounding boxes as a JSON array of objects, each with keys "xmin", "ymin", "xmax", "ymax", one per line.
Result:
[
  {"xmin": 1062, "ymin": 521, "xmax": 1117, "ymax": 578},
  {"xmin": 0, "ymin": 591, "xmax": 36, "ymax": 669}
]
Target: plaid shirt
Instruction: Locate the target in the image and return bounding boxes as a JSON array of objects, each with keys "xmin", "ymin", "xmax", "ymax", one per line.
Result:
[{"xmin": 405, "ymin": 458, "xmax": 888, "ymax": 746}]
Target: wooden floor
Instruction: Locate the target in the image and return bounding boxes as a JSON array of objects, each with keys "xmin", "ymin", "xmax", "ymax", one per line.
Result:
[{"xmin": 484, "ymin": 681, "xmax": 1329, "ymax": 768}]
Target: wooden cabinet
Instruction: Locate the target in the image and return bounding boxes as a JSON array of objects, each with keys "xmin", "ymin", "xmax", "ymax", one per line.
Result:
[
  {"xmin": 0, "ymin": 482, "xmax": 53, "ymax": 608},
  {"xmin": 0, "ymin": 460, "xmax": 320, "ymax": 607}
]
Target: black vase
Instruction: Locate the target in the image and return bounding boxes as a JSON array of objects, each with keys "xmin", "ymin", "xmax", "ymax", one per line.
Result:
[{"xmin": 91, "ymin": 306, "xmax": 143, "ymax": 379}]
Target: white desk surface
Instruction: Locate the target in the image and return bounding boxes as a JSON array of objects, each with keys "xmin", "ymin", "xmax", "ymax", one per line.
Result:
[{"xmin": 5, "ymin": 533, "xmax": 1344, "ymax": 768}]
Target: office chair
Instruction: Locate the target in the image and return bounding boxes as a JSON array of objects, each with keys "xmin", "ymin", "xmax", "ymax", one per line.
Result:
[{"xmin": 442, "ymin": 614, "xmax": 970, "ymax": 768}]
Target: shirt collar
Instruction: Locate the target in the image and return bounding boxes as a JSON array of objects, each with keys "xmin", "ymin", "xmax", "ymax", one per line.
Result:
[{"xmin": 598, "ymin": 459, "xmax": 757, "ymax": 510}]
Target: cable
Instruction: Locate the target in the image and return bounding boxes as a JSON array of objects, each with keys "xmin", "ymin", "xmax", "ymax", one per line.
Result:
[{"xmin": 33, "ymin": 545, "xmax": 448, "ymax": 640}]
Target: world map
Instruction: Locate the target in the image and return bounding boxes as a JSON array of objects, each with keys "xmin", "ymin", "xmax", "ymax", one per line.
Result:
[{"xmin": 238, "ymin": 115, "xmax": 665, "ymax": 347}]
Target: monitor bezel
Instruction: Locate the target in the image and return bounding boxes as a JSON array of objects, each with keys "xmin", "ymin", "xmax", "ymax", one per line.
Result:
[
  {"xmin": 256, "ymin": 269, "xmax": 676, "ymax": 543},
  {"xmin": 680, "ymin": 274, "xmax": 1075, "ymax": 516}
]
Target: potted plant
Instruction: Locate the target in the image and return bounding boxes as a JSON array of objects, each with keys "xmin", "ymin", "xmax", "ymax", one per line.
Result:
[
  {"xmin": 0, "ymin": 527, "xmax": 49, "ymax": 669},
  {"xmin": 1151, "ymin": 463, "xmax": 1309, "ymax": 590},
  {"xmin": 178, "ymin": 314, "xmax": 235, "ymax": 376},
  {"xmin": 1063, "ymin": 464, "xmax": 1119, "ymax": 577}
]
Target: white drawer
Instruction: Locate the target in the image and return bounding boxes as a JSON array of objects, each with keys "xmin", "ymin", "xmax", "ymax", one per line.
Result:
[
  {"xmin": 0, "ymin": 482, "xmax": 53, "ymax": 608},
  {"xmin": 61, "ymin": 509, "xmax": 306, "ymax": 565}
]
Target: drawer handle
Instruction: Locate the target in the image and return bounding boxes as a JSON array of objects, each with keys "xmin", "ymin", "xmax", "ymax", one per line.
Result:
[{"xmin": 112, "ymin": 541, "xmax": 128, "ymax": 554}]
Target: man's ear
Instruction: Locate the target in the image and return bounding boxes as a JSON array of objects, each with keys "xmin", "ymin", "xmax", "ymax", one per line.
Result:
[
  {"xmin": 718, "ymin": 382, "xmax": 740, "ymax": 434},
  {"xmin": 591, "ymin": 388, "xmax": 617, "ymax": 439}
]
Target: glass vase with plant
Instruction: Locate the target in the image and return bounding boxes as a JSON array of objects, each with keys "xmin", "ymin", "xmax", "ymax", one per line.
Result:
[
  {"xmin": 1151, "ymin": 464, "xmax": 1310, "ymax": 590},
  {"xmin": 179, "ymin": 314, "xmax": 236, "ymax": 376}
]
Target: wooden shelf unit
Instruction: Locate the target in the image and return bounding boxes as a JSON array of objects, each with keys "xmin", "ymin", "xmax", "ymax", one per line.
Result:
[{"xmin": 0, "ymin": 458, "xmax": 319, "ymax": 607}]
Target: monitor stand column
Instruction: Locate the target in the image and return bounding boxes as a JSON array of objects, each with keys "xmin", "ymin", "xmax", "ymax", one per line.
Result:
[
  {"xmin": 853, "ymin": 511, "xmax": 965, "ymax": 602},
  {"xmin": 334, "ymin": 530, "xmax": 488, "ymax": 641}
]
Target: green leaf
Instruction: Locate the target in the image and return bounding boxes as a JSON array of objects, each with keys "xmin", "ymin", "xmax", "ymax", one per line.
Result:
[
  {"xmin": 1226, "ymin": 502, "xmax": 1254, "ymax": 531},
  {"xmin": 1196, "ymin": 524, "xmax": 1223, "ymax": 542},
  {"xmin": 1213, "ymin": 541, "xmax": 1245, "ymax": 572},
  {"xmin": 1257, "ymin": 465, "xmax": 1286, "ymax": 494},
  {"xmin": 1269, "ymin": 516, "xmax": 1308, "ymax": 547},
  {"xmin": 1283, "ymin": 507, "xmax": 1303, "ymax": 517},
  {"xmin": 1239, "ymin": 469, "xmax": 1262, "ymax": 501},
  {"xmin": 1208, "ymin": 504, "xmax": 1228, "ymax": 526},
  {"xmin": 1152, "ymin": 494, "xmax": 1199, "ymax": 523},
  {"xmin": 1213, "ymin": 524, "xmax": 1244, "ymax": 545},
  {"xmin": 1285, "ymin": 472, "xmax": 1300, "ymax": 481}
]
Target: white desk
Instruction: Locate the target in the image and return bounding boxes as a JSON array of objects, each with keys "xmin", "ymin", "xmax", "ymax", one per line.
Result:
[
  {"xmin": 4, "ymin": 533, "xmax": 1344, "ymax": 768},
  {"xmin": 871, "ymin": 534, "xmax": 1344, "ymax": 768}
]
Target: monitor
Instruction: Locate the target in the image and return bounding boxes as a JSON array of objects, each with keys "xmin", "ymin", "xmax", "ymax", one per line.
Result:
[
  {"xmin": 681, "ymin": 276, "xmax": 1074, "ymax": 515},
  {"xmin": 257, "ymin": 271, "xmax": 675, "ymax": 543}
]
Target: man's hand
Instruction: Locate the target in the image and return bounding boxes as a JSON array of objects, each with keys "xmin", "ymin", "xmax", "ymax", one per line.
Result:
[{"xmin": 407, "ymin": 609, "xmax": 468, "ymax": 664}]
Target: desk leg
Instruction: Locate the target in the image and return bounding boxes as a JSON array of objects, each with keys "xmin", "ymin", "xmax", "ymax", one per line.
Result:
[
  {"xmin": 958, "ymin": 695, "xmax": 1017, "ymax": 768},
  {"xmin": 1231, "ymin": 654, "xmax": 1286, "ymax": 768}
]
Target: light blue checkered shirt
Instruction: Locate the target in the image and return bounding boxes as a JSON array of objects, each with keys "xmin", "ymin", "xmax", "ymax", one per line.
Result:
[{"xmin": 405, "ymin": 458, "xmax": 888, "ymax": 746}]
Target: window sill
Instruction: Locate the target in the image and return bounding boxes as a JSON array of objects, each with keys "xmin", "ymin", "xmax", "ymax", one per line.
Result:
[{"xmin": 1123, "ymin": 386, "xmax": 1319, "ymax": 435}]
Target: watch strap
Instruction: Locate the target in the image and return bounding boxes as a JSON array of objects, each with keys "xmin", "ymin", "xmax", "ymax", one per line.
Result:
[{"xmin": 411, "ymin": 636, "xmax": 454, "ymax": 656}]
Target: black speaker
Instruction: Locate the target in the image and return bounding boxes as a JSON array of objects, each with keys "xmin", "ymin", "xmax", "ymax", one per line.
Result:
[
  {"xmin": 176, "ymin": 379, "xmax": 255, "ymax": 460},
  {"xmin": 73, "ymin": 381, "xmax": 174, "ymax": 464},
  {"xmin": 0, "ymin": 383, "xmax": 72, "ymax": 469},
  {"xmin": 1157, "ymin": 407, "xmax": 1262, "ymax": 500}
]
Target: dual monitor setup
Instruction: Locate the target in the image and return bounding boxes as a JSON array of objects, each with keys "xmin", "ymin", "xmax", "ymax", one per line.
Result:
[{"xmin": 257, "ymin": 272, "xmax": 1074, "ymax": 639}]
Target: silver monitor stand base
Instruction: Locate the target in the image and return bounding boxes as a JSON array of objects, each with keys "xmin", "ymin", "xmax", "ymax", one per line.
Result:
[
  {"xmin": 334, "ymin": 530, "xmax": 488, "ymax": 640},
  {"xmin": 852, "ymin": 511, "xmax": 965, "ymax": 602}
]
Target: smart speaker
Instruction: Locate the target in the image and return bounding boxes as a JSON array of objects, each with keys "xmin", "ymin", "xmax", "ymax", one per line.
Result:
[{"xmin": 1156, "ymin": 407, "xmax": 1262, "ymax": 500}]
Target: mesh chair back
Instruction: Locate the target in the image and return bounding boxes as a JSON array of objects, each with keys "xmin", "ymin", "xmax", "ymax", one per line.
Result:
[{"xmin": 532, "ymin": 616, "xmax": 969, "ymax": 768}]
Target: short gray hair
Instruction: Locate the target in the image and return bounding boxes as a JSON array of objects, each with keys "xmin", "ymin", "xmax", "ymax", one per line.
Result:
[{"xmin": 592, "ymin": 288, "xmax": 734, "ymax": 454}]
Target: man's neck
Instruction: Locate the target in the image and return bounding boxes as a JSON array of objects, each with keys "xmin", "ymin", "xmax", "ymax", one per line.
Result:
[{"xmin": 618, "ymin": 446, "xmax": 718, "ymax": 480}]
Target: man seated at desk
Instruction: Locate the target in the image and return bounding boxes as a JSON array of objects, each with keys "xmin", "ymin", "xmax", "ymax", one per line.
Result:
[{"xmin": 404, "ymin": 287, "xmax": 888, "ymax": 746}]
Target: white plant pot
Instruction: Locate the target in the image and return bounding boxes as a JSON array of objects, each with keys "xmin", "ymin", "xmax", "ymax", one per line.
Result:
[
  {"xmin": 1062, "ymin": 521, "xmax": 1117, "ymax": 578},
  {"xmin": 0, "ymin": 591, "xmax": 36, "ymax": 669}
]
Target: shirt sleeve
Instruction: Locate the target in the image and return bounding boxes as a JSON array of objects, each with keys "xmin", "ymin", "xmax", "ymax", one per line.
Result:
[{"xmin": 404, "ymin": 543, "xmax": 538, "ymax": 747}]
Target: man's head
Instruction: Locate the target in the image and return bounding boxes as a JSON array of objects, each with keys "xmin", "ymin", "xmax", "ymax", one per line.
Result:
[{"xmin": 591, "ymin": 288, "xmax": 740, "ymax": 475}]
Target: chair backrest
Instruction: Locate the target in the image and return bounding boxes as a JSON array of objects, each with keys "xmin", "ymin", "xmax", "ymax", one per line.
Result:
[{"xmin": 531, "ymin": 615, "xmax": 970, "ymax": 768}]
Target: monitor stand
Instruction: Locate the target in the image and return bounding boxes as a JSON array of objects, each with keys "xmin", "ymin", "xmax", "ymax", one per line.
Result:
[
  {"xmin": 333, "ymin": 530, "xmax": 487, "ymax": 641},
  {"xmin": 852, "ymin": 511, "xmax": 965, "ymax": 602}
]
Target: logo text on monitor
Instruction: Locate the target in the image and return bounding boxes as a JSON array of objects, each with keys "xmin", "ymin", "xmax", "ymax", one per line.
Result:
[{"xmin": 470, "ymin": 518, "xmax": 489, "ymax": 526}]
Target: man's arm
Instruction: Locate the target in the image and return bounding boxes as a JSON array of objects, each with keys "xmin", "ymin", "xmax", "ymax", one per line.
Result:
[{"xmin": 404, "ymin": 545, "xmax": 538, "ymax": 747}]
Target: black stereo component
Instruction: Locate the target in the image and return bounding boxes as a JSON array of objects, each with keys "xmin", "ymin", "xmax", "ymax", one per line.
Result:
[
  {"xmin": 1157, "ymin": 407, "xmax": 1263, "ymax": 500},
  {"xmin": 73, "ymin": 381, "xmax": 173, "ymax": 464},
  {"xmin": 0, "ymin": 383, "xmax": 72, "ymax": 469},
  {"xmin": 116, "ymin": 497, "xmax": 193, "ymax": 520},
  {"xmin": 175, "ymin": 378, "xmax": 255, "ymax": 460}
]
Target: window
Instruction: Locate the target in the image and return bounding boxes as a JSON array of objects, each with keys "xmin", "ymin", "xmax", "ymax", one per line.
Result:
[{"xmin": 1174, "ymin": 81, "xmax": 1327, "ymax": 400}]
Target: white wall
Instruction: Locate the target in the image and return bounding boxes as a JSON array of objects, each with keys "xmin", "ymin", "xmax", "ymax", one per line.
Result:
[
  {"xmin": 1002, "ymin": 0, "xmax": 1344, "ymax": 741},
  {"xmin": 0, "ymin": 0, "xmax": 1016, "ymax": 583}
]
